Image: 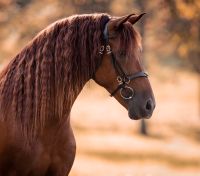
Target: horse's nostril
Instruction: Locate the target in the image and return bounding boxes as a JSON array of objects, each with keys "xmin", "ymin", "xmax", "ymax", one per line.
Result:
[{"xmin": 146, "ymin": 99, "xmax": 153, "ymax": 111}]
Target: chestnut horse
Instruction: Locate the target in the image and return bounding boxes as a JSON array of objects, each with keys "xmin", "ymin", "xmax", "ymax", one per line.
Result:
[{"xmin": 0, "ymin": 13, "xmax": 155, "ymax": 175}]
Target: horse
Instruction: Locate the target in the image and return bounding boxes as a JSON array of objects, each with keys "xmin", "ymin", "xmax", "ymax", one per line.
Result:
[{"xmin": 0, "ymin": 13, "xmax": 155, "ymax": 175}]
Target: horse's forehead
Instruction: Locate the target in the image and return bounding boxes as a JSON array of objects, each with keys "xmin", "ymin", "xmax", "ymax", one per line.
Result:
[
  {"xmin": 121, "ymin": 29, "xmax": 142, "ymax": 53},
  {"xmin": 135, "ymin": 31, "xmax": 142, "ymax": 50},
  {"xmin": 129, "ymin": 29, "xmax": 142, "ymax": 53}
]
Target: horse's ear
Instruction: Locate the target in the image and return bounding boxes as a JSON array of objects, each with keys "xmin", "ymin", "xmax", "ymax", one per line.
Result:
[
  {"xmin": 128, "ymin": 13, "xmax": 146, "ymax": 25},
  {"xmin": 109, "ymin": 14, "xmax": 135, "ymax": 30}
]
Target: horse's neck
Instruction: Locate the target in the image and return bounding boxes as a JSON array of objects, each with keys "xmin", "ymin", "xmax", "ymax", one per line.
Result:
[
  {"xmin": 56, "ymin": 83, "xmax": 86, "ymax": 119},
  {"xmin": 0, "ymin": 18, "xmax": 95, "ymax": 138}
]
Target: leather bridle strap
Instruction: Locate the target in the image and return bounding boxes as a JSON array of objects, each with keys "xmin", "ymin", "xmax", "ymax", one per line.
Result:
[
  {"xmin": 99, "ymin": 21, "xmax": 148, "ymax": 99},
  {"xmin": 111, "ymin": 52, "xmax": 127, "ymax": 80},
  {"xmin": 110, "ymin": 71, "xmax": 148, "ymax": 97},
  {"xmin": 128, "ymin": 71, "xmax": 148, "ymax": 80}
]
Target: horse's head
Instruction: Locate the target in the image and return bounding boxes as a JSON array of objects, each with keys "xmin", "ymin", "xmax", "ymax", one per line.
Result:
[{"xmin": 94, "ymin": 14, "xmax": 155, "ymax": 120}]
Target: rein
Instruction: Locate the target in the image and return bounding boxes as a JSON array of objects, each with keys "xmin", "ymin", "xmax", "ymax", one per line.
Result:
[{"xmin": 99, "ymin": 22, "xmax": 148, "ymax": 100}]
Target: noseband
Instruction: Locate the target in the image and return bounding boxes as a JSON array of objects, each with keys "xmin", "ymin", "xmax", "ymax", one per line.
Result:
[{"xmin": 99, "ymin": 22, "xmax": 148, "ymax": 100}]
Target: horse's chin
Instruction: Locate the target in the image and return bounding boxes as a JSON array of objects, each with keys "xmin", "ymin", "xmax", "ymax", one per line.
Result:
[{"xmin": 128, "ymin": 112, "xmax": 141, "ymax": 120}]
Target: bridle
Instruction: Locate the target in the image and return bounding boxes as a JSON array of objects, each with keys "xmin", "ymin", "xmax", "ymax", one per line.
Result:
[{"xmin": 99, "ymin": 21, "xmax": 148, "ymax": 100}]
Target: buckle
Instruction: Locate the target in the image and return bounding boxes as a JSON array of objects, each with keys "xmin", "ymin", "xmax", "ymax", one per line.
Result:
[
  {"xmin": 117, "ymin": 76, "xmax": 130, "ymax": 84},
  {"xmin": 106, "ymin": 45, "xmax": 112, "ymax": 54},
  {"xmin": 123, "ymin": 77, "xmax": 130, "ymax": 84},
  {"xmin": 99, "ymin": 46, "xmax": 105, "ymax": 54},
  {"xmin": 117, "ymin": 76, "xmax": 123, "ymax": 83}
]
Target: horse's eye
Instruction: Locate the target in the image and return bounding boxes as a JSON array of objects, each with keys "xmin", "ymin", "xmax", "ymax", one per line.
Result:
[{"xmin": 118, "ymin": 51, "xmax": 126, "ymax": 57}]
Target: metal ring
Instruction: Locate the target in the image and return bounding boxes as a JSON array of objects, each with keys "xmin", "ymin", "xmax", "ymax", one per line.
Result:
[
  {"xmin": 120, "ymin": 86, "xmax": 134, "ymax": 100},
  {"xmin": 117, "ymin": 76, "xmax": 123, "ymax": 83}
]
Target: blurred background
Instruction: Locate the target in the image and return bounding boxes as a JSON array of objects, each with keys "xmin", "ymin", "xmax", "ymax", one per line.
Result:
[{"xmin": 0, "ymin": 0, "xmax": 200, "ymax": 175}]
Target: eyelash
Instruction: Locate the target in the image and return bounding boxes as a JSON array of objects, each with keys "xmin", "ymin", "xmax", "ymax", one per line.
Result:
[{"xmin": 118, "ymin": 51, "xmax": 126, "ymax": 57}]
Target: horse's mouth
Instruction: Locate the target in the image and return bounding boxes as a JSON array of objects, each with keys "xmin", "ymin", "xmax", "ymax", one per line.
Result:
[{"xmin": 128, "ymin": 110, "xmax": 152, "ymax": 120}]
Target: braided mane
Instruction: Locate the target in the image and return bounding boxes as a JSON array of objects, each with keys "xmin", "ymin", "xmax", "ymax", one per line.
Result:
[{"xmin": 0, "ymin": 14, "xmax": 109, "ymax": 138}]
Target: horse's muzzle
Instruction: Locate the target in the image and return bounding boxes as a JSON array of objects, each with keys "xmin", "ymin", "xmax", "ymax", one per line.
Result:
[{"xmin": 128, "ymin": 98, "xmax": 155, "ymax": 120}]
